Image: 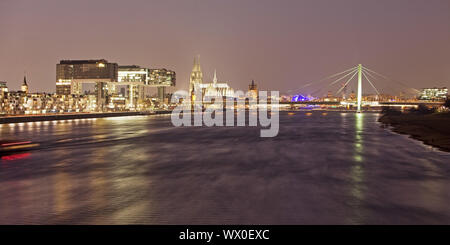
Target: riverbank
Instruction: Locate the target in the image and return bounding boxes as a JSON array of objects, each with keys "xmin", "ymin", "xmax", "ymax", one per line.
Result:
[
  {"xmin": 0, "ymin": 110, "xmax": 172, "ymax": 124},
  {"xmin": 379, "ymin": 112, "xmax": 450, "ymax": 152}
]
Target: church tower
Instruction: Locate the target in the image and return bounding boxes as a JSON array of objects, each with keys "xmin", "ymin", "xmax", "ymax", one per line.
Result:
[
  {"xmin": 189, "ymin": 56, "xmax": 203, "ymax": 94},
  {"xmin": 248, "ymin": 80, "xmax": 258, "ymax": 99},
  {"xmin": 21, "ymin": 75, "xmax": 29, "ymax": 94},
  {"xmin": 213, "ymin": 69, "xmax": 218, "ymax": 84}
]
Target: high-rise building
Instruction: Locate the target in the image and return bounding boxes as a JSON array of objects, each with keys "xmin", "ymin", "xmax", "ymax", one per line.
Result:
[
  {"xmin": 118, "ymin": 65, "xmax": 148, "ymax": 84},
  {"xmin": 118, "ymin": 65, "xmax": 176, "ymax": 106},
  {"xmin": 56, "ymin": 59, "xmax": 118, "ymax": 95},
  {"xmin": 56, "ymin": 59, "xmax": 118, "ymax": 110},
  {"xmin": 118, "ymin": 65, "xmax": 176, "ymax": 86},
  {"xmin": 148, "ymin": 68, "xmax": 176, "ymax": 101},
  {"xmin": 148, "ymin": 68, "xmax": 176, "ymax": 87},
  {"xmin": 118, "ymin": 65, "xmax": 148, "ymax": 108},
  {"xmin": 419, "ymin": 87, "xmax": 448, "ymax": 101}
]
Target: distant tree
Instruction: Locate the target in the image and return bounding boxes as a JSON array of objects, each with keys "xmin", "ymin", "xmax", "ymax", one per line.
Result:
[
  {"xmin": 381, "ymin": 106, "xmax": 401, "ymax": 115},
  {"xmin": 444, "ymin": 98, "xmax": 450, "ymax": 108},
  {"xmin": 410, "ymin": 104, "xmax": 436, "ymax": 115}
]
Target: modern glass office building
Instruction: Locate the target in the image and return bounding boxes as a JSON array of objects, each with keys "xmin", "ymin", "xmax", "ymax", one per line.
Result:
[
  {"xmin": 148, "ymin": 69, "xmax": 176, "ymax": 87},
  {"xmin": 118, "ymin": 65, "xmax": 149, "ymax": 84},
  {"xmin": 56, "ymin": 59, "xmax": 118, "ymax": 95},
  {"xmin": 419, "ymin": 87, "xmax": 448, "ymax": 101}
]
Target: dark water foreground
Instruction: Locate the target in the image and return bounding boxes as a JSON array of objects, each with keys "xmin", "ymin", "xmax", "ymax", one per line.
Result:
[{"xmin": 0, "ymin": 112, "xmax": 449, "ymax": 224}]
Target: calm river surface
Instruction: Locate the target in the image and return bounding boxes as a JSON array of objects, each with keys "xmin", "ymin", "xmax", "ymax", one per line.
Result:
[{"xmin": 0, "ymin": 112, "xmax": 449, "ymax": 224}]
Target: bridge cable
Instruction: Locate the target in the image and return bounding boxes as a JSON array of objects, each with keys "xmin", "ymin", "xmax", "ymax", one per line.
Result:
[
  {"xmin": 336, "ymin": 70, "xmax": 359, "ymax": 95},
  {"xmin": 361, "ymin": 67, "xmax": 395, "ymax": 94},
  {"xmin": 327, "ymin": 68, "xmax": 359, "ymax": 87},
  {"xmin": 289, "ymin": 66, "xmax": 358, "ymax": 93},
  {"xmin": 362, "ymin": 70, "xmax": 381, "ymax": 95},
  {"xmin": 309, "ymin": 68, "xmax": 358, "ymax": 96},
  {"xmin": 361, "ymin": 66, "xmax": 388, "ymax": 79},
  {"xmin": 362, "ymin": 66, "xmax": 420, "ymax": 93}
]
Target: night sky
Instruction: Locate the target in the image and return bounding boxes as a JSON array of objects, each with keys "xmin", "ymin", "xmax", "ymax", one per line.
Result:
[{"xmin": 1, "ymin": 0, "xmax": 450, "ymax": 95}]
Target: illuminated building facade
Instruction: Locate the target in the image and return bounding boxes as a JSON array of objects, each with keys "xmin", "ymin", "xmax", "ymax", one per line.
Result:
[
  {"xmin": 199, "ymin": 70, "xmax": 234, "ymax": 98},
  {"xmin": 118, "ymin": 65, "xmax": 148, "ymax": 84},
  {"xmin": 189, "ymin": 57, "xmax": 234, "ymax": 100},
  {"xmin": 117, "ymin": 65, "xmax": 176, "ymax": 107},
  {"xmin": 149, "ymin": 68, "xmax": 176, "ymax": 101},
  {"xmin": 419, "ymin": 87, "xmax": 448, "ymax": 101},
  {"xmin": 0, "ymin": 81, "xmax": 7, "ymax": 95},
  {"xmin": 56, "ymin": 59, "xmax": 118, "ymax": 110},
  {"xmin": 1, "ymin": 91, "xmax": 101, "ymax": 115},
  {"xmin": 149, "ymin": 69, "xmax": 176, "ymax": 87},
  {"xmin": 3, "ymin": 91, "xmax": 27, "ymax": 114},
  {"xmin": 0, "ymin": 81, "xmax": 8, "ymax": 113},
  {"xmin": 118, "ymin": 65, "xmax": 148, "ymax": 108},
  {"xmin": 108, "ymin": 95, "xmax": 126, "ymax": 111},
  {"xmin": 1, "ymin": 59, "xmax": 177, "ymax": 115},
  {"xmin": 56, "ymin": 59, "xmax": 118, "ymax": 95}
]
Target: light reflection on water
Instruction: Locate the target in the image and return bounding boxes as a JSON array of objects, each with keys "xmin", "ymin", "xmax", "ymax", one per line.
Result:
[
  {"xmin": 0, "ymin": 112, "xmax": 449, "ymax": 224},
  {"xmin": 349, "ymin": 113, "xmax": 366, "ymax": 224}
]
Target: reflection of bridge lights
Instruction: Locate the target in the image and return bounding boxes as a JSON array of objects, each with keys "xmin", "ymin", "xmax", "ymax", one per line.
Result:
[
  {"xmin": 353, "ymin": 155, "xmax": 363, "ymax": 163},
  {"xmin": 354, "ymin": 113, "xmax": 364, "ymax": 162}
]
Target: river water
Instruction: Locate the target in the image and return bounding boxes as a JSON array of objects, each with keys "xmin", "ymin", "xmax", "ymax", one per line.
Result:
[{"xmin": 0, "ymin": 112, "xmax": 449, "ymax": 224}]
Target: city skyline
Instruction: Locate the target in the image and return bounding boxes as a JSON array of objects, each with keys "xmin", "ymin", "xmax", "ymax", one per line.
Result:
[
  {"xmin": 1, "ymin": 0, "xmax": 450, "ymax": 93},
  {"xmin": 2, "ymin": 0, "xmax": 450, "ymax": 231}
]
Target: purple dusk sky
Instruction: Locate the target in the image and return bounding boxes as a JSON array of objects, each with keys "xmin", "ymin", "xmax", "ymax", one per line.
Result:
[{"xmin": 1, "ymin": 0, "xmax": 449, "ymax": 95}]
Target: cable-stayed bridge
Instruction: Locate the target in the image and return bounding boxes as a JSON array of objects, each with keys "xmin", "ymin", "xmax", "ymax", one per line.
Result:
[{"xmin": 284, "ymin": 64, "xmax": 441, "ymax": 112}]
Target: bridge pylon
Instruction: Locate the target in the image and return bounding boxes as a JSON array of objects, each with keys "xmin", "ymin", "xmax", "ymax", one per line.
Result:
[{"xmin": 357, "ymin": 64, "xmax": 362, "ymax": 113}]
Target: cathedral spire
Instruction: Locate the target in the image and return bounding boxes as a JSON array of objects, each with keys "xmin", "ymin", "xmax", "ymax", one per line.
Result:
[
  {"xmin": 192, "ymin": 55, "xmax": 201, "ymax": 72},
  {"xmin": 190, "ymin": 55, "xmax": 203, "ymax": 93},
  {"xmin": 213, "ymin": 69, "xmax": 217, "ymax": 84}
]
